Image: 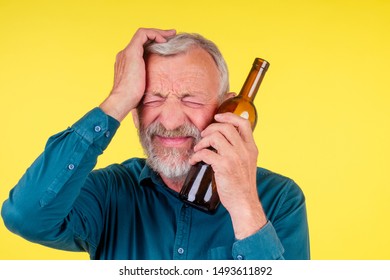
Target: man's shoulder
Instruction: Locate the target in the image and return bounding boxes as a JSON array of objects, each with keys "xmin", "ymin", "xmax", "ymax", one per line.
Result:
[
  {"xmin": 90, "ymin": 158, "xmax": 146, "ymax": 179},
  {"xmin": 256, "ymin": 166, "xmax": 304, "ymax": 198},
  {"xmin": 256, "ymin": 166, "xmax": 294, "ymax": 182},
  {"xmin": 120, "ymin": 157, "xmax": 146, "ymax": 169}
]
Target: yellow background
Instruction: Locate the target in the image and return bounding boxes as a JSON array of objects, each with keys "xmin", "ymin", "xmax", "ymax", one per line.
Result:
[{"xmin": 1, "ymin": 0, "xmax": 389, "ymax": 260}]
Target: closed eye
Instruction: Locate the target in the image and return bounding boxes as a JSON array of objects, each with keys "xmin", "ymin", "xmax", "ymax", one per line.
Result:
[
  {"xmin": 181, "ymin": 96, "xmax": 204, "ymax": 108},
  {"xmin": 143, "ymin": 94, "xmax": 166, "ymax": 107}
]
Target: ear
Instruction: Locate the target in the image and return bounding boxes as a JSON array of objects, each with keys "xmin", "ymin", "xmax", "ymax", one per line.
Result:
[
  {"xmin": 131, "ymin": 109, "xmax": 140, "ymax": 129},
  {"xmin": 222, "ymin": 92, "xmax": 236, "ymax": 102}
]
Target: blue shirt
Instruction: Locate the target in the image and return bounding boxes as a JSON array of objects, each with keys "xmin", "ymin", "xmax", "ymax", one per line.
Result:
[{"xmin": 1, "ymin": 108, "xmax": 310, "ymax": 260}]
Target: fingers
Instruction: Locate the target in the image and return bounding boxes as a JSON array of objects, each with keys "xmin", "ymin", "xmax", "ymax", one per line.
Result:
[
  {"xmin": 144, "ymin": 28, "xmax": 177, "ymax": 43},
  {"xmin": 125, "ymin": 28, "xmax": 176, "ymax": 53},
  {"xmin": 100, "ymin": 28, "xmax": 177, "ymax": 122},
  {"xmin": 214, "ymin": 112, "xmax": 254, "ymax": 143},
  {"xmin": 193, "ymin": 125, "xmax": 238, "ymax": 155},
  {"xmin": 113, "ymin": 27, "xmax": 176, "ymax": 93},
  {"xmin": 190, "ymin": 112, "xmax": 258, "ymax": 166},
  {"xmin": 189, "ymin": 147, "xmax": 220, "ymax": 166},
  {"xmin": 194, "ymin": 112, "xmax": 255, "ymax": 152},
  {"xmin": 137, "ymin": 27, "xmax": 176, "ymax": 42}
]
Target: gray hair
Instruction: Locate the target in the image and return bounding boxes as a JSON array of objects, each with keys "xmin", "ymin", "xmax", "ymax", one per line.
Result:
[{"xmin": 144, "ymin": 33, "xmax": 229, "ymax": 99}]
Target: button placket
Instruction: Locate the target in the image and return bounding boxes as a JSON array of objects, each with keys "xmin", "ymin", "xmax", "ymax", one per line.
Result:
[{"xmin": 173, "ymin": 204, "xmax": 192, "ymax": 259}]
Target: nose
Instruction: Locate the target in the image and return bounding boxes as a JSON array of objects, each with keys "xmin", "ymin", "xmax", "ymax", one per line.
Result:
[{"xmin": 158, "ymin": 98, "xmax": 187, "ymax": 130}]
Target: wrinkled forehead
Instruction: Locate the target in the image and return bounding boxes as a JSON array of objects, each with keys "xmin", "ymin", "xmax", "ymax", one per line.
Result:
[{"xmin": 145, "ymin": 48, "xmax": 220, "ymax": 89}]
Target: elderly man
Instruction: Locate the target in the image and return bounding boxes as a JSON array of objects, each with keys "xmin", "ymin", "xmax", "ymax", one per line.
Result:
[{"xmin": 2, "ymin": 28, "xmax": 309, "ymax": 260}]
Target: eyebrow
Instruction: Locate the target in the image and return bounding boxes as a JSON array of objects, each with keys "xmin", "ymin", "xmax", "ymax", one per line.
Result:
[
  {"xmin": 144, "ymin": 91, "xmax": 164, "ymax": 96},
  {"xmin": 145, "ymin": 91, "xmax": 198, "ymax": 99},
  {"xmin": 180, "ymin": 93, "xmax": 192, "ymax": 98}
]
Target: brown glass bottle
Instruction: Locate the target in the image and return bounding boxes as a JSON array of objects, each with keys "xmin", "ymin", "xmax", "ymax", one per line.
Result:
[{"xmin": 179, "ymin": 58, "xmax": 270, "ymax": 212}]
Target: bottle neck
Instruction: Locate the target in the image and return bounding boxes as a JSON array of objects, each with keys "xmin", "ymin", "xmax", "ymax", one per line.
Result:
[{"xmin": 238, "ymin": 58, "xmax": 269, "ymax": 102}]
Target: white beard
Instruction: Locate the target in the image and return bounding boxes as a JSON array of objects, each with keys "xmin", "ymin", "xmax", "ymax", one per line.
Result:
[{"xmin": 138, "ymin": 121, "xmax": 201, "ymax": 179}]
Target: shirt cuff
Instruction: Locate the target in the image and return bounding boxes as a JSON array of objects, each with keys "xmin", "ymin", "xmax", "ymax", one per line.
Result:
[
  {"xmin": 71, "ymin": 107, "xmax": 120, "ymax": 151},
  {"xmin": 232, "ymin": 221, "xmax": 285, "ymax": 260}
]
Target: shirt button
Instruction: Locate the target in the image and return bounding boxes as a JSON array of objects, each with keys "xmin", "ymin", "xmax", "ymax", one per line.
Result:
[
  {"xmin": 177, "ymin": 248, "xmax": 184, "ymax": 255},
  {"xmin": 94, "ymin": 125, "xmax": 102, "ymax": 133},
  {"xmin": 105, "ymin": 131, "xmax": 110, "ymax": 138},
  {"xmin": 236, "ymin": 254, "xmax": 244, "ymax": 260},
  {"xmin": 68, "ymin": 164, "xmax": 75, "ymax": 170}
]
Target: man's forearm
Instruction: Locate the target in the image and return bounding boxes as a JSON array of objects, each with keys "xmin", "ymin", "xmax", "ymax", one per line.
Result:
[{"xmin": 1, "ymin": 108, "xmax": 119, "ymax": 247}]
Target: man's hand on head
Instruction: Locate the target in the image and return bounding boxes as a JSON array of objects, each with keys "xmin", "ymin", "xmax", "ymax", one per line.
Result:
[{"xmin": 100, "ymin": 28, "xmax": 176, "ymax": 122}]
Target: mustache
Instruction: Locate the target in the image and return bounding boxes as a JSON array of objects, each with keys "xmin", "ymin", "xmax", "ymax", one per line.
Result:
[{"xmin": 144, "ymin": 122, "xmax": 201, "ymax": 140}]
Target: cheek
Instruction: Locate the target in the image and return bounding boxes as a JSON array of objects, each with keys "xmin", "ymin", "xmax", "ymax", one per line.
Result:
[
  {"xmin": 138, "ymin": 107, "xmax": 160, "ymax": 128},
  {"xmin": 188, "ymin": 109, "xmax": 216, "ymax": 131}
]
